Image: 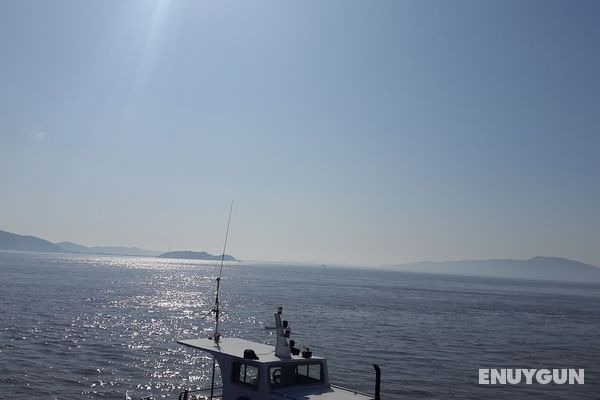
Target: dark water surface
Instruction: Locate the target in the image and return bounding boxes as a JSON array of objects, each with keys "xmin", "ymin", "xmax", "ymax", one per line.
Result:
[{"xmin": 1, "ymin": 252, "xmax": 599, "ymax": 399}]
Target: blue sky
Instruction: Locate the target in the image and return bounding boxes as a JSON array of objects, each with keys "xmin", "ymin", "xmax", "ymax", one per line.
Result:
[{"xmin": 1, "ymin": 0, "xmax": 599, "ymax": 266}]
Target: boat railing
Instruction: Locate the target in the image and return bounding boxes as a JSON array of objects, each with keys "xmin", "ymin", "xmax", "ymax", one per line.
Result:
[
  {"xmin": 177, "ymin": 386, "xmax": 223, "ymax": 400},
  {"xmin": 330, "ymin": 384, "xmax": 376, "ymax": 399}
]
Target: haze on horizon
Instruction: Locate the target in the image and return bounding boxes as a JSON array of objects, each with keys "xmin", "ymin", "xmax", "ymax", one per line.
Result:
[{"xmin": 1, "ymin": 1, "xmax": 599, "ymax": 267}]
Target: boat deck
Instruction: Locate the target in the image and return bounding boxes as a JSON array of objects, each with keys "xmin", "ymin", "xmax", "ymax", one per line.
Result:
[
  {"xmin": 178, "ymin": 337, "xmax": 323, "ymax": 363},
  {"xmin": 270, "ymin": 384, "xmax": 374, "ymax": 400}
]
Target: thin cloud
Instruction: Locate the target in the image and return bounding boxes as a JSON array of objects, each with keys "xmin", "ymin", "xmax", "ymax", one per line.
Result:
[{"xmin": 30, "ymin": 131, "xmax": 48, "ymax": 143}]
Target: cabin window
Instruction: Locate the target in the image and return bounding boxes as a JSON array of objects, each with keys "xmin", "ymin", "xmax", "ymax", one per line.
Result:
[
  {"xmin": 270, "ymin": 362, "xmax": 323, "ymax": 387},
  {"xmin": 232, "ymin": 362, "xmax": 259, "ymax": 388},
  {"xmin": 297, "ymin": 363, "xmax": 322, "ymax": 381}
]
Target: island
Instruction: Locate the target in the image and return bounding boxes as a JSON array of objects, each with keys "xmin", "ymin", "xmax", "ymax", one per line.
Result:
[
  {"xmin": 382, "ymin": 256, "xmax": 600, "ymax": 283},
  {"xmin": 0, "ymin": 228, "xmax": 238, "ymax": 260},
  {"xmin": 0, "ymin": 229, "xmax": 63, "ymax": 253},
  {"xmin": 0, "ymin": 228, "xmax": 157, "ymax": 257},
  {"xmin": 159, "ymin": 251, "xmax": 237, "ymax": 261}
]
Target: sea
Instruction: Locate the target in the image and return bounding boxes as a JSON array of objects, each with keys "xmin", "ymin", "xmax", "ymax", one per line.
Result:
[{"xmin": 1, "ymin": 251, "xmax": 599, "ymax": 399}]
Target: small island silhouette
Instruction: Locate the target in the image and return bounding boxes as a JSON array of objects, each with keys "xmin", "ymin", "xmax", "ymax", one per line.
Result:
[{"xmin": 159, "ymin": 251, "xmax": 237, "ymax": 261}]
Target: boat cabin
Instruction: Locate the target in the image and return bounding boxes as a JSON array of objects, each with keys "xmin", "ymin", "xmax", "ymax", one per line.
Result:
[{"xmin": 177, "ymin": 308, "xmax": 377, "ymax": 400}]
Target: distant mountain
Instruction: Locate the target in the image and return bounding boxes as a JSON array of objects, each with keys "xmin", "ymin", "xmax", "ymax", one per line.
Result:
[
  {"xmin": 0, "ymin": 228, "xmax": 233, "ymax": 260},
  {"xmin": 55, "ymin": 241, "xmax": 89, "ymax": 253},
  {"xmin": 159, "ymin": 251, "xmax": 237, "ymax": 261},
  {"xmin": 383, "ymin": 256, "xmax": 600, "ymax": 282},
  {"xmin": 0, "ymin": 228, "xmax": 159, "ymax": 257},
  {"xmin": 0, "ymin": 229, "xmax": 63, "ymax": 253},
  {"xmin": 56, "ymin": 241, "xmax": 161, "ymax": 257}
]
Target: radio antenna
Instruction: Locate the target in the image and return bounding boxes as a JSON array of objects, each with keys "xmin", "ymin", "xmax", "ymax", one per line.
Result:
[
  {"xmin": 212, "ymin": 200, "xmax": 233, "ymax": 343},
  {"xmin": 209, "ymin": 201, "xmax": 233, "ymax": 400}
]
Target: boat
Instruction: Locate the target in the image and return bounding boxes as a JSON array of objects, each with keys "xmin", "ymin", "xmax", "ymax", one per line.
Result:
[
  {"xmin": 176, "ymin": 306, "xmax": 381, "ymax": 400},
  {"xmin": 156, "ymin": 205, "xmax": 381, "ymax": 399}
]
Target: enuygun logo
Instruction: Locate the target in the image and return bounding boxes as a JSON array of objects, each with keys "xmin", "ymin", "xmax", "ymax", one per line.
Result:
[{"xmin": 479, "ymin": 369, "xmax": 584, "ymax": 384}]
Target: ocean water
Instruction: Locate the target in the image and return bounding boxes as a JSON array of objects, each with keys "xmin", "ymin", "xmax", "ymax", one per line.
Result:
[{"xmin": 0, "ymin": 252, "xmax": 599, "ymax": 399}]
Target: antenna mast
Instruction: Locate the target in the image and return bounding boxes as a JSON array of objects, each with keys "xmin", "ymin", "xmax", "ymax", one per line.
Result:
[
  {"xmin": 212, "ymin": 200, "xmax": 233, "ymax": 343},
  {"xmin": 209, "ymin": 201, "xmax": 233, "ymax": 400}
]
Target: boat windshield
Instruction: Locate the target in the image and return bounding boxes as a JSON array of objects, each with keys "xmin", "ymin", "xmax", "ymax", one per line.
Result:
[{"xmin": 269, "ymin": 362, "xmax": 323, "ymax": 387}]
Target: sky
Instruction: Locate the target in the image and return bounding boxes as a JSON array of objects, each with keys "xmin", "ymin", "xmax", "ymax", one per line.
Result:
[{"xmin": 1, "ymin": 0, "xmax": 599, "ymax": 266}]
